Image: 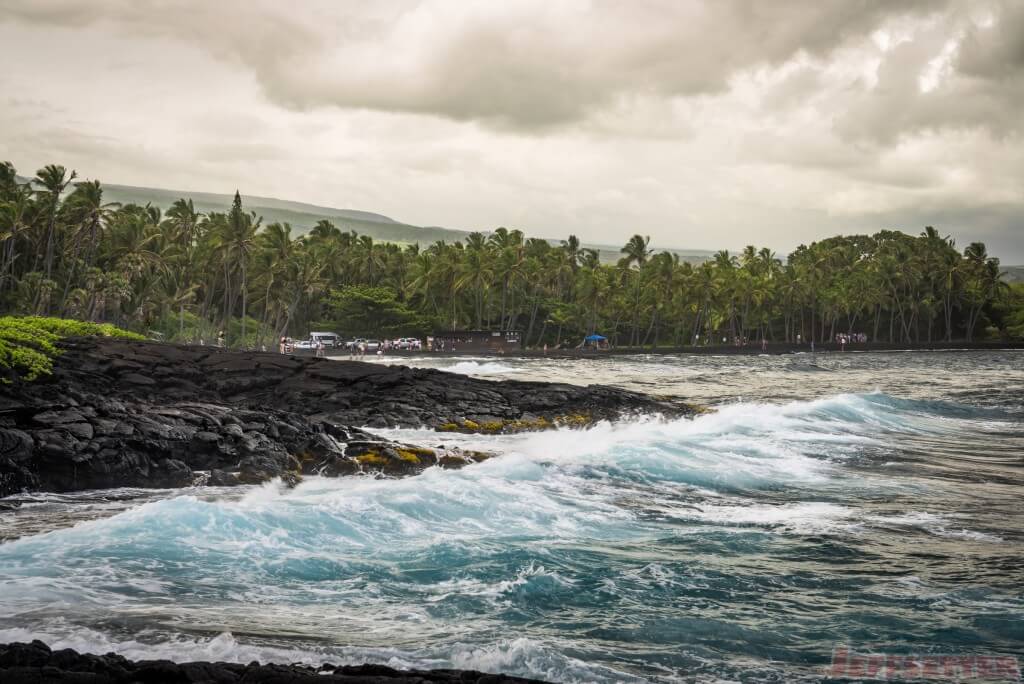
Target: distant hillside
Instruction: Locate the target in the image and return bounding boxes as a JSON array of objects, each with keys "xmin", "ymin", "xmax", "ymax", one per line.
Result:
[
  {"xmin": 13, "ymin": 176, "xmax": 720, "ymax": 262},
  {"xmin": 104, "ymin": 183, "xmax": 397, "ymax": 224},
  {"xmin": 97, "ymin": 183, "xmax": 716, "ymax": 263},
  {"xmin": 1003, "ymin": 266, "xmax": 1024, "ymax": 283},
  {"xmin": 100, "ymin": 184, "xmax": 478, "ymax": 246}
]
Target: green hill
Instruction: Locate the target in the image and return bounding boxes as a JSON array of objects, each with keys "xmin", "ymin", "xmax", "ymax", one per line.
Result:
[
  {"xmin": 99, "ymin": 183, "xmax": 478, "ymax": 246},
  {"xmin": 97, "ymin": 182, "xmax": 716, "ymax": 264}
]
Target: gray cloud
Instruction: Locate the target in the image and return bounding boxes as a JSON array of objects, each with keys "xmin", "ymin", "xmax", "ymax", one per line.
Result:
[
  {"xmin": 1, "ymin": 0, "xmax": 1022, "ymax": 261},
  {"xmin": 1, "ymin": 0, "xmax": 946, "ymax": 130}
]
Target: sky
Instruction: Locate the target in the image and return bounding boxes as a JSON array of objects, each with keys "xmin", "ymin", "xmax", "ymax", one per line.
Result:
[{"xmin": 1, "ymin": 0, "xmax": 1022, "ymax": 261}]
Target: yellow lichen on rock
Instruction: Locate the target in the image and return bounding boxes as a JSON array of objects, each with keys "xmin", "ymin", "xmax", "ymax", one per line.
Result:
[
  {"xmin": 554, "ymin": 413, "xmax": 591, "ymax": 427},
  {"xmin": 395, "ymin": 449, "xmax": 421, "ymax": 463}
]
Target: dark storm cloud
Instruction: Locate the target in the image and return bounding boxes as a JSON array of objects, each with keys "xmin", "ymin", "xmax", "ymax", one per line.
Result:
[{"xmin": 0, "ymin": 0, "xmax": 945, "ymax": 130}]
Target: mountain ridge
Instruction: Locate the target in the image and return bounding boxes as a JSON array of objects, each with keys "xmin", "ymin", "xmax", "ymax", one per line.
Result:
[{"xmin": 96, "ymin": 182, "xmax": 717, "ymax": 264}]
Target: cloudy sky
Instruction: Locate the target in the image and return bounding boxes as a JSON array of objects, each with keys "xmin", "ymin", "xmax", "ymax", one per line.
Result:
[{"xmin": 1, "ymin": 0, "xmax": 1022, "ymax": 260}]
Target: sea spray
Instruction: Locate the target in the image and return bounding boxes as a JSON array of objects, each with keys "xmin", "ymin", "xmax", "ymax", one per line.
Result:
[{"xmin": 2, "ymin": 385, "xmax": 1022, "ymax": 682}]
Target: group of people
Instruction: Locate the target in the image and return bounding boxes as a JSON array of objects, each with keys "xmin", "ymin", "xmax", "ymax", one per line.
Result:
[
  {"xmin": 348, "ymin": 342, "xmax": 374, "ymax": 358},
  {"xmin": 833, "ymin": 332, "xmax": 866, "ymax": 351},
  {"xmin": 430, "ymin": 339, "xmax": 456, "ymax": 352},
  {"xmin": 277, "ymin": 336, "xmax": 327, "ymax": 357}
]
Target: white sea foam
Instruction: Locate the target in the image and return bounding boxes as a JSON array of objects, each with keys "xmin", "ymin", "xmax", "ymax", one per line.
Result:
[
  {"xmin": 865, "ymin": 511, "xmax": 1004, "ymax": 543},
  {"xmin": 444, "ymin": 360, "xmax": 522, "ymax": 375},
  {"xmin": 0, "ymin": 623, "xmax": 633, "ymax": 683}
]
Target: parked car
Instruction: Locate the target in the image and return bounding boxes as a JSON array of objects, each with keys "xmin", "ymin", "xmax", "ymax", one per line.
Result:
[
  {"xmin": 364, "ymin": 339, "xmax": 382, "ymax": 352},
  {"xmin": 294, "ymin": 340, "xmax": 314, "ymax": 350},
  {"xmin": 310, "ymin": 331, "xmax": 340, "ymax": 348},
  {"xmin": 344, "ymin": 338, "xmax": 366, "ymax": 350},
  {"xmin": 396, "ymin": 337, "xmax": 420, "ymax": 350}
]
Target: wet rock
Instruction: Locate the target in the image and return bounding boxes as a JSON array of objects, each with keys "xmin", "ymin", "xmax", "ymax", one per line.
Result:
[
  {"xmin": 0, "ymin": 337, "xmax": 696, "ymax": 495},
  {"xmin": 63, "ymin": 422, "xmax": 93, "ymax": 440},
  {"xmin": 207, "ymin": 469, "xmax": 240, "ymax": 487},
  {"xmin": 0, "ymin": 429, "xmax": 36, "ymax": 497},
  {"xmin": 120, "ymin": 372, "xmax": 156, "ymax": 386},
  {"xmin": 32, "ymin": 409, "xmax": 85, "ymax": 426},
  {"xmin": 0, "ymin": 641, "xmax": 549, "ymax": 683}
]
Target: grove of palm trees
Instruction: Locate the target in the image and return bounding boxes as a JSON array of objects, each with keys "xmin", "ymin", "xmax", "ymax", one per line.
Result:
[{"xmin": 1, "ymin": 161, "xmax": 1018, "ymax": 350}]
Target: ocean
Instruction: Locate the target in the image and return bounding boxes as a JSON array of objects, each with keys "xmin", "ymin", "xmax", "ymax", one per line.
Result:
[{"xmin": 1, "ymin": 350, "xmax": 1022, "ymax": 682}]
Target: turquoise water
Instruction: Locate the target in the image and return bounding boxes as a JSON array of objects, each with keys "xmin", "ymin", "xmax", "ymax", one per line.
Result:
[{"xmin": 1, "ymin": 351, "xmax": 1022, "ymax": 682}]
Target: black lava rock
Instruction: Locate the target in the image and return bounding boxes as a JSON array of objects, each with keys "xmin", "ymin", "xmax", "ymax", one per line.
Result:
[{"xmin": 0, "ymin": 641, "xmax": 549, "ymax": 683}]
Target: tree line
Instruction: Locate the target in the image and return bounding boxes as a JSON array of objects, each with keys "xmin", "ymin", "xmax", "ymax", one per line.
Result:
[{"xmin": 0, "ymin": 161, "xmax": 1016, "ymax": 348}]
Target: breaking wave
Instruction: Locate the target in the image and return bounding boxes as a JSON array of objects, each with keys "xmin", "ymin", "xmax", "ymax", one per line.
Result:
[{"xmin": 1, "ymin": 391, "xmax": 1021, "ymax": 682}]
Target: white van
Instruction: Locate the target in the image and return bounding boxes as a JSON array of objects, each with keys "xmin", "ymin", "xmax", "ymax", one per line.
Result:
[{"xmin": 309, "ymin": 332, "xmax": 340, "ymax": 348}]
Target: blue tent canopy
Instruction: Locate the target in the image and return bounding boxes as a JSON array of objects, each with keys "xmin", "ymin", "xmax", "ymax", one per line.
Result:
[{"xmin": 584, "ymin": 334, "xmax": 607, "ymax": 342}]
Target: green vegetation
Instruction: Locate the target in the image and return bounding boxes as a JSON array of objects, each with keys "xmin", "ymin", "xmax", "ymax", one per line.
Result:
[
  {"xmin": 991, "ymin": 283, "xmax": 1024, "ymax": 340},
  {"xmin": 0, "ymin": 160, "xmax": 1019, "ymax": 348},
  {"xmin": 0, "ymin": 315, "xmax": 142, "ymax": 380}
]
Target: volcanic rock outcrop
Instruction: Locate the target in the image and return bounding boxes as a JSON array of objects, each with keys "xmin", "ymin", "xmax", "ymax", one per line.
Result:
[{"xmin": 0, "ymin": 337, "xmax": 696, "ymax": 496}]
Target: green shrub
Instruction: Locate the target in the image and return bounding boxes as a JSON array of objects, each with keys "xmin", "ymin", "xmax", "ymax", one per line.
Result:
[{"xmin": 0, "ymin": 316, "xmax": 143, "ymax": 381}]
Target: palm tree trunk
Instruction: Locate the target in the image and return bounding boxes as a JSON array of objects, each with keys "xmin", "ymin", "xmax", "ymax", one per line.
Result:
[
  {"xmin": 632, "ymin": 273, "xmax": 642, "ymax": 346},
  {"xmin": 500, "ymin": 277, "xmax": 508, "ymax": 330},
  {"xmin": 525, "ymin": 300, "xmax": 539, "ymax": 347},
  {"xmin": 241, "ymin": 261, "xmax": 247, "ymax": 348}
]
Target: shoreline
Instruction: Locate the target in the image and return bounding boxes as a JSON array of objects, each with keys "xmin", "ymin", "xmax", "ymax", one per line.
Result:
[
  {"xmin": 0, "ymin": 336, "xmax": 698, "ymax": 497},
  {"xmin": 0, "ymin": 641, "xmax": 548, "ymax": 684},
  {"xmin": 320, "ymin": 340, "xmax": 1024, "ymax": 360}
]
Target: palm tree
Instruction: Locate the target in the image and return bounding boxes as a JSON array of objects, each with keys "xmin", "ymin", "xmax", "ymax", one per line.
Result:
[
  {"xmin": 224, "ymin": 191, "xmax": 260, "ymax": 346},
  {"xmin": 59, "ymin": 180, "xmax": 119, "ymax": 312},
  {"xmin": 458, "ymin": 233, "xmax": 493, "ymax": 327},
  {"xmin": 0, "ymin": 181, "xmax": 33, "ymax": 291},
  {"xmin": 33, "ymin": 164, "xmax": 77, "ymax": 293},
  {"xmin": 490, "ymin": 228, "xmax": 525, "ymax": 329},
  {"xmin": 620, "ymin": 234, "xmax": 652, "ymax": 346}
]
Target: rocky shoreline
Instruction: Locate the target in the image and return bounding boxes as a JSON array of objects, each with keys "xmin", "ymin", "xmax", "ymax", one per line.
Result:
[
  {"xmin": 0, "ymin": 336, "xmax": 697, "ymax": 496},
  {"xmin": 0, "ymin": 641, "xmax": 548, "ymax": 683}
]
